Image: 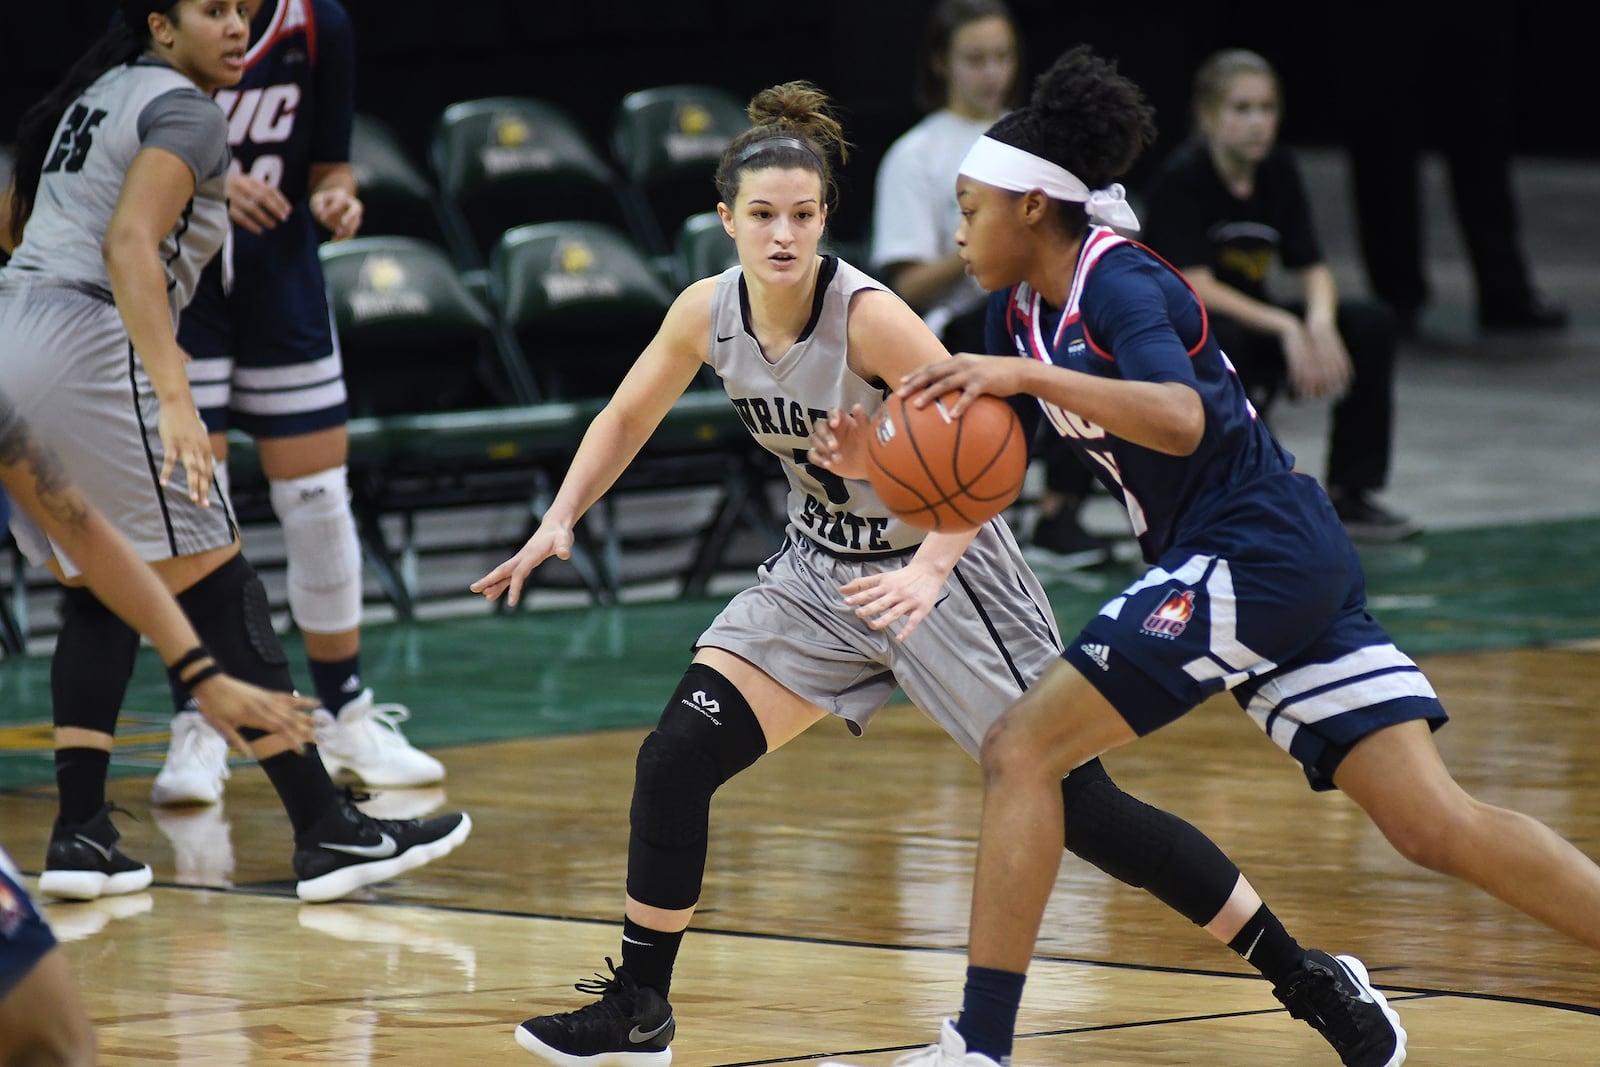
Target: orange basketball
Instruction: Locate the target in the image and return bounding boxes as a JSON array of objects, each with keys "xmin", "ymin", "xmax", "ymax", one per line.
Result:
[{"xmin": 866, "ymin": 393, "xmax": 1028, "ymax": 532}]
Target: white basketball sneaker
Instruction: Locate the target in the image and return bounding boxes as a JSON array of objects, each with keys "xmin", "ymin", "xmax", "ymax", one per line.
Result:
[
  {"xmin": 150, "ymin": 710, "xmax": 232, "ymax": 806},
  {"xmin": 313, "ymin": 690, "xmax": 445, "ymax": 787},
  {"xmin": 822, "ymin": 1019, "xmax": 1003, "ymax": 1067}
]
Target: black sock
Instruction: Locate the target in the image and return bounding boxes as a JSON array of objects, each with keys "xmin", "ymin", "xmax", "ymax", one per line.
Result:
[
  {"xmin": 956, "ymin": 965, "xmax": 1026, "ymax": 1063},
  {"xmin": 54, "ymin": 747, "xmax": 110, "ymax": 825},
  {"xmin": 256, "ymin": 747, "xmax": 342, "ymax": 835},
  {"xmin": 620, "ymin": 916, "xmax": 685, "ymax": 999},
  {"xmin": 307, "ymin": 654, "xmax": 362, "ymax": 715},
  {"xmin": 1228, "ymin": 905, "xmax": 1307, "ymax": 986}
]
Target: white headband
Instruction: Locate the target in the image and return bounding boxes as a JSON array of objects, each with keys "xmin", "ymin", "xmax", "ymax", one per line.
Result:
[{"xmin": 958, "ymin": 135, "xmax": 1141, "ymax": 232}]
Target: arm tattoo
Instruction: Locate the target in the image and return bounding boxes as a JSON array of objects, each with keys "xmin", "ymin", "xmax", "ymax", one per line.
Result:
[{"xmin": 0, "ymin": 393, "xmax": 92, "ymax": 533}]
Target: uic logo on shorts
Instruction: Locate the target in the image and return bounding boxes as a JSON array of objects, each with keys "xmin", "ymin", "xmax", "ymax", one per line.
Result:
[{"xmin": 1141, "ymin": 589, "xmax": 1194, "ymax": 640}]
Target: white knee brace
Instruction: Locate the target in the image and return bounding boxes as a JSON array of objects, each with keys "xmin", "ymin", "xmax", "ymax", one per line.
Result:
[{"xmin": 268, "ymin": 465, "xmax": 363, "ymax": 633}]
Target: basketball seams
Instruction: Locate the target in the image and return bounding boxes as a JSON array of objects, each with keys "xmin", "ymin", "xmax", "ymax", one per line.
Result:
[{"xmin": 867, "ymin": 394, "xmax": 1026, "ymax": 531}]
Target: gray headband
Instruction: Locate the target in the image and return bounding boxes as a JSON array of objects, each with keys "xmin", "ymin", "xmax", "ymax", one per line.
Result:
[{"xmin": 734, "ymin": 135, "xmax": 825, "ymax": 170}]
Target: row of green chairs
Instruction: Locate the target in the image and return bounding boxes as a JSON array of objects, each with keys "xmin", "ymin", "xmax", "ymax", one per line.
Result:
[
  {"xmin": 353, "ymin": 84, "xmax": 750, "ymax": 275},
  {"xmin": 287, "ymin": 223, "xmax": 779, "ymax": 616}
]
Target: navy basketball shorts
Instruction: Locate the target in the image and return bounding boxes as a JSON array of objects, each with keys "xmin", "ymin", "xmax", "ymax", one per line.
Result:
[
  {"xmin": 180, "ymin": 221, "xmax": 348, "ymax": 439},
  {"xmin": 1062, "ymin": 541, "xmax": 1447, "ymax": 791},
  {"xmin": 0, "ymin": 846, "xmax": 57, "ymax": 1001}
]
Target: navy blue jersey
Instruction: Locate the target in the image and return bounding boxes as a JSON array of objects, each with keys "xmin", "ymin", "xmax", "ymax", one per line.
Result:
[
  {"xmin": 986, "ymin": 228, "xmax": 1302, "ymax": 562},
  {"xmin": 218, "ymin": 0, "xmax": 354, "ymax": 204}
]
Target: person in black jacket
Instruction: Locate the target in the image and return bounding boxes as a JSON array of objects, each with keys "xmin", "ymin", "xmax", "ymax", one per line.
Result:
[{"xmin": 1141, "ymin": 48, "xmax": 1418, "ymax": 541}]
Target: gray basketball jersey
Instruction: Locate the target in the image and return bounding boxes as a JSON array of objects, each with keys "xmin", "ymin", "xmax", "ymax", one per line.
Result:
[
  {"xmin": 2, "ymin": 58, "xmax": 229, "ymax": 322},
  {"xmin": 705, "ymin": 257, "xmax": 923, "ymax": 556}
]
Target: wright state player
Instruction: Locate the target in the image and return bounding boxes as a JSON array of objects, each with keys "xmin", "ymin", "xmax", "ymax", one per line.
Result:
[{"xmin": 151, "ymin": 0, "xmax": 446, "ymax": 808}]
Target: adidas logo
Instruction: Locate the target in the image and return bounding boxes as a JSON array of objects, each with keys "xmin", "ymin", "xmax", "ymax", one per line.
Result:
[
  {"xmin": 1080, "ymin": 642, "xmax": 1112, "ymax": 671},
  {"xmin": 679, "ymin": 690, "xmax": 722, "ymax": 724}
]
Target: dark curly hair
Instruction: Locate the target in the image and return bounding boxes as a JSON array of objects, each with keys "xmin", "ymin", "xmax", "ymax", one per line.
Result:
[
  {"xmin": 714, "ymin": 81, "xmax": 851, "ymax": 211},
  {"xmin": 982, "ymin": 45, "xmax": 1156, "ymax": 235}
]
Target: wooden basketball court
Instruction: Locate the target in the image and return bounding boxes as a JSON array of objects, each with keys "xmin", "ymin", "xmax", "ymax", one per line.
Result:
[{"xmin": 4, "ymin": 644, "xmax": 1599, "ymax": 1064}]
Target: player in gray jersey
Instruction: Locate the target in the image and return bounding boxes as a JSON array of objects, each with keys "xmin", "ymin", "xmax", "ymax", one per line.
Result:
[
  {"xmin": 474, "ymin": 81, "xmax": 1373, "ymax": 1067},
  {"xmin": 0, "ymin": 385, "xmax": 313, "ymax": 1066},
  {"xmin": 0, "ymin": 0, "xmax": 468, "ymax": 905}
]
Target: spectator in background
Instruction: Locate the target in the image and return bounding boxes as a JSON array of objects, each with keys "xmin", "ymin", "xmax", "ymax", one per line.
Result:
[
  {"xmin": 871, "ymin": 0, "xmax": 1114, "ymax": 569},
  {"xmin": 1338, "ymin": 12, "xmax": 1567, "ymax": 336},
  {"xmin": 1141, "ymin": 49, "xmax": 1419, "ymax": 542}
]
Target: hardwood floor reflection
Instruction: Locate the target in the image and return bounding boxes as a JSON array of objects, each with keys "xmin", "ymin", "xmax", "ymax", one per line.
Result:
[{"xmin": 5, "ymin": 645, "xmax": 1599, "ymax": 1064}]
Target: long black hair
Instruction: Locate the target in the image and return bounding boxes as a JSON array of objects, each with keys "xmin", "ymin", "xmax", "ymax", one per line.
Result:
[{"xmin": 7, "ymin": 2, "xmax": 179, "ymax": 239}]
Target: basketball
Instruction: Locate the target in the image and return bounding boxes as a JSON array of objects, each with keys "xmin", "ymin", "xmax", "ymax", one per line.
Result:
[{"xmin": 866, "ymin": 393, "xmax": 1029, "ymax": 532}]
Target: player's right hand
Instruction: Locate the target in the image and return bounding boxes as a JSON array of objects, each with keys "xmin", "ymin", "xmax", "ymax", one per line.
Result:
[
  {"xmin": 227, "ymin": 172, "xmax": 293, "ymax": 235},
  {"xmin": 808, "ymin": 403, "xmax": 870, "ymax": 480},
  {"xmin": 189, "ymin": 674, "xmax": 318, "ymax": 755},
  {"xmin": 470, "ymin": 522, "xmax": 574, "ymax": 606}
]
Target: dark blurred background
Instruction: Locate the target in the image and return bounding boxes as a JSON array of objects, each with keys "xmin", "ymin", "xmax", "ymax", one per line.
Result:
[{"xmin": 7, "ymin": 0, "xmax": 1594, "ymax": 246}]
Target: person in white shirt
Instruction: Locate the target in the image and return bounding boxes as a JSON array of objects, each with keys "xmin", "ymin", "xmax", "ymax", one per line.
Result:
[{"xmin": 871, "ymin": 0, "xmax": 1114, "ymax": 569}]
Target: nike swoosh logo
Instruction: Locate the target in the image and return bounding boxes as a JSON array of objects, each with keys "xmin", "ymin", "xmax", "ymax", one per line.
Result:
[
  {"xmin": 75, "ymin": 834, "xmax": 115, "ymax": 862},
  {"xmin": 1242, "ymin": 929, "xmax": 1263, "ymax": 961},
  {"xmin": 320, "ymin": 832, "xmax": 398, "ymax": 859},
  {"xmin": 621, "ymin": 934, "xmax": 654, "ymax": 947},
  {"xmin": 629, "ymin": 1016, "xmax": 673, "ymax": 1043},
  {"xmin": 1333, "ymin": 957, "xmax": 1377, "ymax": 1003},
  {"xmin": 716, "ymin": 332, "xmax": 737, "ymax": 342}
]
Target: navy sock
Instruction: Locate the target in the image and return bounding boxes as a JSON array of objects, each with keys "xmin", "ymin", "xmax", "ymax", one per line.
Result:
[
  {"xmin": 955, "ymin": 965, "xmax": 1026, "ymax": 1063},
  {"xmin": 1228, "ymin": 905, "xmax": 1307, "ymax": 986},
  {"xmin": 55, "ymin": 747, "xmax": 110, "ymax": 825},
  {"xmin": 308, "ymin": 654, "xmax": 362, "ymax": 715},
  {"xmin": 619, "ymin": 916, "xmax": 685, "ymax": 999}
]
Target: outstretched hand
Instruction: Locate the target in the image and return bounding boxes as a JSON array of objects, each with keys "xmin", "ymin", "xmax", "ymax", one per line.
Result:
[
  {"xmin": 189, "ymin": 674, "xmax": 317, "ymax": 755},
  {"xmin": 470, "ymin": 521, "xmax": 574, "ymax": 606},
  {"xmin": 896, "ymin": 354, "xmax": 1026, "ymax": 418}
]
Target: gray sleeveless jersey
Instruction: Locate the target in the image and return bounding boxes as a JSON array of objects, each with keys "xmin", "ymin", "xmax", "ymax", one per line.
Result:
[
  {"xmin": 705, "ymin": 258, "xmax": 924, "ymax": 556},
  {"xmin": 2, "ymin": 58, "xmax": 229, "ymax": 322}
]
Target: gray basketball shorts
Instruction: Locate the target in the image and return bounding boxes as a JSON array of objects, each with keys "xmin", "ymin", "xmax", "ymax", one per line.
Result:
[
  {"xmin": 0, "ymin": 281, "xmax": 237, "ymax": 577},
  {"xmin": 697, "ymin": 519, "xmax": 1062, "ymax": 759}
]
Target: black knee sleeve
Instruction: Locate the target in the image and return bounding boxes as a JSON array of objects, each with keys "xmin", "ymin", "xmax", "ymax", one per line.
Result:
[
  {"xmin": 51, "ymin": 587, "xmax": 140, "ymax": 733},
  {"xmin": 175, "ymin": 554, "xmax": 292, "ymax": 698},
  {"xmin": 626, "ymin": 663, "xmax": 768, "ymax": 910},
  {"xmin": 1060, "ymin": 759, "xmax": 1238, "ymax": 926}
]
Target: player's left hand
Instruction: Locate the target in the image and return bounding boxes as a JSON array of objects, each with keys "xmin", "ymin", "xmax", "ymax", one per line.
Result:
[
  {"xmin": 157, "ymin": 401, "xmax": 215, "ymax": 506},
  {"xmin": 808, "ymin": 404, "xmax": 870, "ymax": 480},
  {"xmin": 839, "ymin": 559, "xmax": 946, "ymax": 642},
  {"xmin": 310, "ymin": 188, "xmax": 364, "ymax": 241},
  {"xmin": 1289, "ymin": 320, "xmax": 1353, "ymax": 399},
  {"xmin": 897, "ymin": 354, "xmax": 1023, "ymax": 418}
]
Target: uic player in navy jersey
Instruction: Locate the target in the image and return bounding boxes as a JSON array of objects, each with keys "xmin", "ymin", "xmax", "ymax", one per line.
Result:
[
  {"xmin": 824, "ymin": 45, "xmax": 1600, "ymax": 1067},
  {"xmin": 0, "ymin": 0, "xmax": 468, "ymax": 905},
  {"xmin": 150, "ymin": 0, "xmax": 445, "ymax": 809},
  {"xmin": 476, "ymin": 81, "xmax": 1394, "ymax": 1067}
]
